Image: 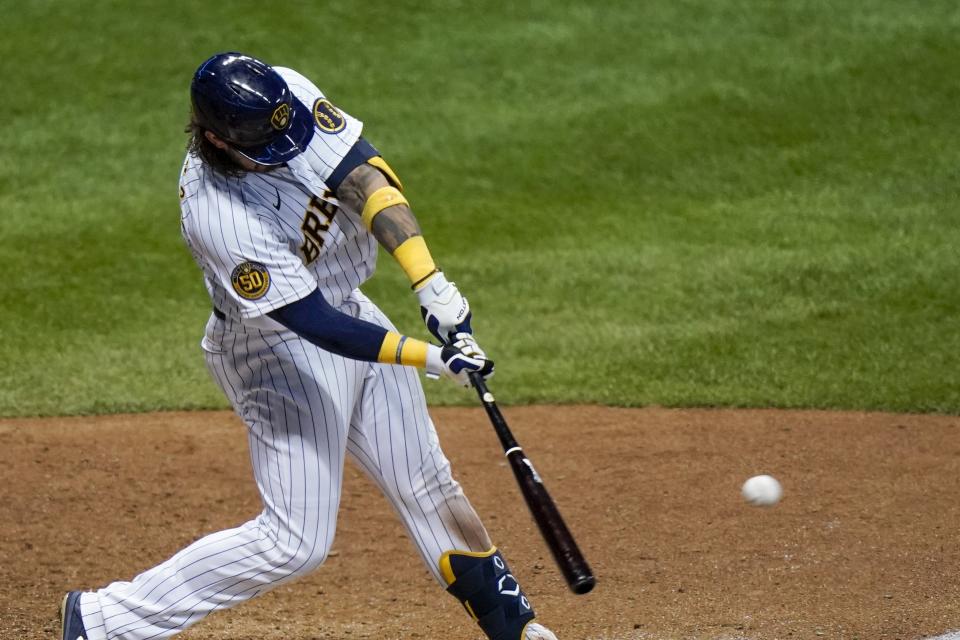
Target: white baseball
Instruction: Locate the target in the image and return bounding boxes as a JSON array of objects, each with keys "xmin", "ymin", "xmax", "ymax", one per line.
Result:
[{"xmin": 741, "ymin": 474, "xmax": 783, "ymax": 506}]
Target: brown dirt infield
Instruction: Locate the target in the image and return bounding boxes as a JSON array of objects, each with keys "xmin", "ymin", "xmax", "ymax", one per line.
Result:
[{"xmin": 2, "ymin": 406, "xmax": 959, "ymax": 640}]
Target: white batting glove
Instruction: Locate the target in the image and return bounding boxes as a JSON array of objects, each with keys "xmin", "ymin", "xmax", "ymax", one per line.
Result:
[
  {"xmin": 416, "ymin": 271, "xmax": 472, "ymax": 343},
  {"xmin": 425, "ymin": 333, "xmax": 494, "ymax": 387}
]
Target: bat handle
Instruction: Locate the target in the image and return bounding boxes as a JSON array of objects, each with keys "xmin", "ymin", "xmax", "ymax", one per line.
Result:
[
  {"xmin": 468, "ymin": 373, "xmax": 520, "ymax": 451},
  {"xmin": 469, "ymin": 371, "xmax": 488, "ymax": 393}
]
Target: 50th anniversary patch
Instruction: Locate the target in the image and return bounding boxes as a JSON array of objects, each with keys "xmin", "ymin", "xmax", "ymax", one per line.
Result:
[
  {"xmin": 313, "ymin": 98, "xmax": 346, "ymax": 133},
  {"xmin": 231, "ymin": 261, "xmax": 271, "ymax": 300}
]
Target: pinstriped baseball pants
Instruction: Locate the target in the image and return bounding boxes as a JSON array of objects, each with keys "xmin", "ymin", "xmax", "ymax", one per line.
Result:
[{"xmin": 77, "ymin": 292, "xmax": 492, "ymax": 639}]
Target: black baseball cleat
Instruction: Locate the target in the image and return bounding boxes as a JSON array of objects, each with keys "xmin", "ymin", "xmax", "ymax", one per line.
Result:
[{"xmin": 60, "ymin": 591, "xmax": 88, "ymax": 640}]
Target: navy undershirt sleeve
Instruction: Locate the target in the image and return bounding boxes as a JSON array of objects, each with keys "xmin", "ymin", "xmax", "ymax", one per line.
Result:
[
  {"xmin": 268, "ymin": 288, "xmax": 388, "ymax": 362},
  {"xmin": 325, "ymin": 136, "xmax": 380, "ymax": 192}
]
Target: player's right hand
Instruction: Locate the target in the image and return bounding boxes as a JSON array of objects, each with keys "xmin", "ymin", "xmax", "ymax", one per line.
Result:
[{"xmin": 426, "ymin": 333, "xmax": 494, "ymax": 387}]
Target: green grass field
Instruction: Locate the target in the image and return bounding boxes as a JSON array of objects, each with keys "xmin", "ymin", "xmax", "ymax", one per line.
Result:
[{"xmin": 2, "ymin": 1, "xmax": 958, "ymax": 416}]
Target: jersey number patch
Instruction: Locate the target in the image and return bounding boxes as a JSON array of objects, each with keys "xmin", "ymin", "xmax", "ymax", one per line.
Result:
[
  {"xmin": 301, "ymin": 194, "xmax": 338, "ymax": 265},
  {"xmin": 231, "ymin": 262, "xmax": 271, "ymax": 300}
]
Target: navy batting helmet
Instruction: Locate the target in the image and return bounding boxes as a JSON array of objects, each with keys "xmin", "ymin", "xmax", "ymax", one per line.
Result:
[{"xmin": 190, "ymin": 52, "xmax": 314, "ymax": 165}]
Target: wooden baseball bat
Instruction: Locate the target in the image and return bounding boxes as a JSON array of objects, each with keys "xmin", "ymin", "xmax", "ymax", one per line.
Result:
[{"xmin": 468, "ymin": 372, "xmax": 596, "ymax": 595}]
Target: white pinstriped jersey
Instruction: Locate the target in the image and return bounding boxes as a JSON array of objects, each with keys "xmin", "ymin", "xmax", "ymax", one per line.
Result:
[
  {"xmin": 74, "ymin": 56, "xmax": 533, "ymax": 640},
  {"xmin": 179, "ymin": 67, "xmax": 376, "ymax": 330}
]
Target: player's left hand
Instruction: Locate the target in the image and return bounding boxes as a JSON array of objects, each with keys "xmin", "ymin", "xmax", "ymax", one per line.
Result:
[
  {"xmin": 439, "ymin": 333, "xmax": 494, "ymax": 386},
  {"xmin": 416, "ymin": 271, "xmax": 472, "ymax": 343},
  {"xmin": 425, "ymin": 332, "xmax": 494, "ymax": 386}
]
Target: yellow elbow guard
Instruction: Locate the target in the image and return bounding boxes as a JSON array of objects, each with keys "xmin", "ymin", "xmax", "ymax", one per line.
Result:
[
  {"xmin": 361, "ymin": 186, "xmax": 408, "ymax": 230},
  {"xmin": 393, "ymin": 236, "xmax": 439, "ymax": 289},
  {"xmin": 367, "ymin": 156, "xmax": 404, "ymax": 191},
  {"xmin": 377, "ymin": 332, "xmax": 429, "ymax": 368}
]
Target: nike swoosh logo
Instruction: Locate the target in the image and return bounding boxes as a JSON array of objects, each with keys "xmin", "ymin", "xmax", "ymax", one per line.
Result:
[{"xmin": 273, "ymin": 187, "xmax": 281, "ymax": 210}]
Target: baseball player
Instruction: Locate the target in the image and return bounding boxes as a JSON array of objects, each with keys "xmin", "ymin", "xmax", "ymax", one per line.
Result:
[{"xmin": 60, "ymin": 52, "xmax": 559, "ymax": 640}]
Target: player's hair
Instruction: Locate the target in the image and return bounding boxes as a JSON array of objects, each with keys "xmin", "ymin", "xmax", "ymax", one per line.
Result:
[{"xmin": 185, "ymin": 115, "xmax": 244, "ymax": 177}]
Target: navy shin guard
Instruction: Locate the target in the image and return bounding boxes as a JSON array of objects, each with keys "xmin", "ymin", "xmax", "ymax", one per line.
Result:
[{"xmin": 440, "ymin": 547, "xmax": 535, "ymax": 640}]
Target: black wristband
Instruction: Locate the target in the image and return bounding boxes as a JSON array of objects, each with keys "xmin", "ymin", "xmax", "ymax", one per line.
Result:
[{"xmin": 411, "ymin": 267, "xmax": 441, "ymax": 291}]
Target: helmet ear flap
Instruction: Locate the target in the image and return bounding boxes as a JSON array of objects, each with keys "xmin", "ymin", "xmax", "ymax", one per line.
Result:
[{"xmin": 190, "ymin": 102, "xmax": 219, "ymax": 141}]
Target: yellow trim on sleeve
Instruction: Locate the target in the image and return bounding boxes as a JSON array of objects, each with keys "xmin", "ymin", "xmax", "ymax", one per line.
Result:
[
  {"xmin": 392, "ymin": 236, "xmax": 437, "ymax": 287},
  {"xmin": 400, "ymin": 338, "xmax": 429, "ymax": 368},
  {"xmin": 361, "ymin": 186, "xmax": 408, "ymax": 230},
  {"xmin": 377, "ymin": 332, "xmax": 402, "ymax": 364},
  {"xmin": 367, "ymin": 156, "xmax": 404, "ymax": 191},
  {"xmin": 376, "ymin": 332, "xmax": 430, "ymax": 368}
]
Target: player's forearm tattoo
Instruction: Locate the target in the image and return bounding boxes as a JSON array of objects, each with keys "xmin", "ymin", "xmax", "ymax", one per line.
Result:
[
  {"xmin": 370, "ymin": 207, "xmax": 421, "ymax": 252},
  {"xmin": 336, "ymin": 163, "xmax": 385, "ymax": 211},
  {"xmin": 337, "ymin": 163, "xmax": 422, "ymax": 253}
]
